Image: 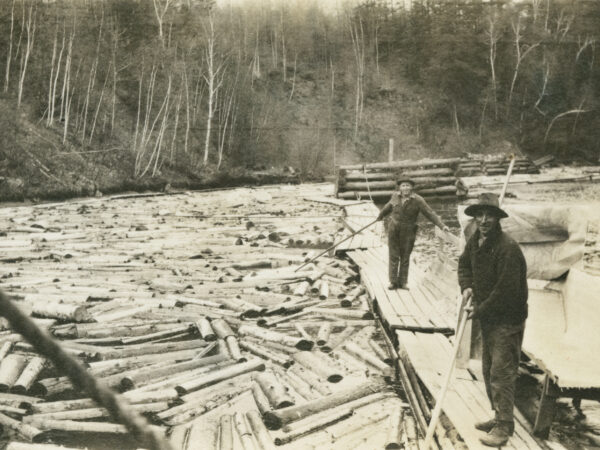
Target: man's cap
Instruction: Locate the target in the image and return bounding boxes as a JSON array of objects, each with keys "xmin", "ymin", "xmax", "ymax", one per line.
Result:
[
  {"xmin": 396, "ymin": 176, "xmax": 415, "ymax": 186},
  {"xmin": 464, "ymin": 192, "xmax": 508, "ymax": 218}
]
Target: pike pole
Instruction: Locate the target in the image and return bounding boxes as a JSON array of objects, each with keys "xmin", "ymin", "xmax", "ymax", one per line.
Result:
[{"xmin": 295, "ymin": 218, "xmax": 379, "ymax": 272}]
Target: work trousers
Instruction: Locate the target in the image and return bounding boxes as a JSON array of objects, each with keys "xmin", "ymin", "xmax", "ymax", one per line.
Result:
[
  {"xmin": 388, "ymin": 224, "xmax": 416, "ymax": 286},
  {"xmin": 480, "ymin": 321, "xmax": 525, "ymax": 424}
]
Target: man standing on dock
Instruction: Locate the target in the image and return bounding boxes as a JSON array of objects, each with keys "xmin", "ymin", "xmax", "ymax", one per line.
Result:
[
  {"xmin": 376, "ymin": 177, "xmax": 449, "ymax": 290},
  {"xmin": 458, "ymin": 193, "xmax": 528, "ymax": 447}
]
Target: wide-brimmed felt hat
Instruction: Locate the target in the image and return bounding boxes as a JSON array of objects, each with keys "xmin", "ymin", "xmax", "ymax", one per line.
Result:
[
  {"xmin": 464, "ymin": 192, "xmax": 508, "ymax": 218},
  {"xmin": 396, "ymin": 176, "xmax": 415, "ymax": 186}
]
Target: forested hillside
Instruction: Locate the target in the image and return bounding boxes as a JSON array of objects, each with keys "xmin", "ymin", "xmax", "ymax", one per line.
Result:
[{"xmin": 0, "ymin": 0, "xmax": 598, "ymax": 201}]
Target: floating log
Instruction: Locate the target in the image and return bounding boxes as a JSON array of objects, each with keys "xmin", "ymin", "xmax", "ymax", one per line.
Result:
[
  {"xmin": 0, "ymin": 342, "xmax": 12, "ymax": 362},
  {"xmin": 238, "ymin": 325, "xmax": 313, "ymax": 351},
  {"xmin": 176, "ymin": 359, "xmax": 265, "ymax": 395},
  {"xmin": 225, "ymin": 336, "xmax": 245, "ymax": 363},
  {"xmin": 239, "ymin": 341, "xmax": 292, "ymax": 368},
  {"xmin": 95, "ymin": 339, "xmax": 207, "ymax": 360},
  {"xmin": 0, "ymin": 412, "xmax": 45, "ymax": 442},
  {"xmin": 212, "ymin": 319, "xmax": 235, "ymax": 339},
  {"xmin": 328, "ymin": 327, "xmax": 356, "ymax": 351},
  {"xmin": 246, "ymin": 410, "xmax": 276, "ymax": 450},
  {"xmin": 120, "ymin": 325, "xmax": 194, "ymax": 345},
  {"xmin": 275, "ymin": 407, "xmax": 353, "ymax": 445},
  {"xmin": 293, "ymin": 351, "xmax": 343, "ymax": 383},
  {"xmin": 197, "ymin": 318, "xmax": 216, "ymax": 341},
  {"xmin": 0, "ymin": 354, "xmax": 28, "ymax": 392},
  {"xmin": 271, "ymin": 367, "xmax": 316, "ymax": 401},
  {"xmin": 344, "ymin": 342, "xmax": 392, "ymax": 375},
  {"xmin": 27, "ymin": 418, "xmax": 125, "ymax": 434},
  {"xmin": 319, "ymin": 281, "xmax": 329, "ymax": 300},
  {"xmin": 306, "ymin": 307, "xmax": 373, "ymax": 320},
  {"xmin": 292, "ymin": 281, "xmax": 310, "ymax": 296},
  {"xmin": 218, "ymin": 298, "xmax": 263, "ymax": 318},
  {"xmin": 316, "ymin": 323, "xmax": 332, "ymax": 347},
  {"xmin": 12, "ymin": 357, "xmax": 45, "ymax": 395},
  {"xmin": 252, "ymin": 382, "xmax": 272, "ymax": 416},
  {"xmin": 31, "ymin": 303, "xmax": 91, "ymax": 323},
  {"xmin": 263, "ymin": 382, "xmax": 386, "ymax": 430},
  {"xmin": 0, "ymin": 393, "xmax": 42, "ymax": 410},
  {"xmin": 254, "ymin": 371, "xmax": 295, "ymax": 409},
  {"xmin": 294, "ymin": 324, "xmax": 312, "ymax": 342},
  {"xmin": 234, "ymin": 411, "xmax": 257, "ymax": 450},
  {"xmin": 369, "ymin": 339, "xmax": 393, "ymax": 365},
  {"xmin": 120, "ymin": 353, "xmax": 229, "ymax": 390},
  {"xmin": 261, "ymin": 310, "xmax": 311, "ymax": 328},
  {"xmin": 288, "ymin": 365, "xmax": 331, "ymax": 396},
  {"xmin": 385, "ymin": 405, "xmax": 405, "ymax": 449}
]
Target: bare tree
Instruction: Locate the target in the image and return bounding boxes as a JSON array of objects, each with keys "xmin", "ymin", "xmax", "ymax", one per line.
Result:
[
  {"xmin": 4, "ymin": 0, "xmax": 16, "ymax": 93},
  {"xmin": 152, "ymin": 0, "xmax": 173, "ymax": 46},
  {"xmin": 486, "ymin": 13, "xmax": 500, "ymax": 119},
  {"xmin": 349, "ymin": 15, "xmax": 365, "ymax": 141},
  {"xmin": 17, "ymin": 3, "xmax": 36, "ymax": 109},
  {"xmin": 202, "ymin": 13, "xmax": 227, "ymax": 166},
  {"xmin": 507, "ymin": 15, "xmax": 540, "ymax": 115}
]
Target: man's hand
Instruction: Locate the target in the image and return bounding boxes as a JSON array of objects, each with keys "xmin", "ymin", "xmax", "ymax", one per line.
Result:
[
  {"xmin": 442, "ymin": 225, "xmax": 450, "ymax": 233},
  {"xmin": 376, "ymin": 212, "xmax": 385, "ymax": 221},
  {"xmin": 462, "ymin": 287, "xmax": 473, "ymax": 303},
  {"xmin": 462, "ymin": 288, "xmax": 476, "ymax": 319}
]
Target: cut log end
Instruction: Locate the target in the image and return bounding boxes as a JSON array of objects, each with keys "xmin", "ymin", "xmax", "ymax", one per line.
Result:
[
  {"xmin": 294, "ymin": 340, "xmax": 313, "ymax": 351},
  {"xmin": 263, "ymin": 411, "xmax": 283, "ymax": 430},
  {"xmin": 327, "ymin": 374, "xmax": 343, "ymax": 383}
]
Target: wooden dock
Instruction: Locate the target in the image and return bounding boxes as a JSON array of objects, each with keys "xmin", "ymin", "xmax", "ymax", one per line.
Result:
[{"xmin": 344, "ymin": 205, "xmax": 562, "ymax": 450}]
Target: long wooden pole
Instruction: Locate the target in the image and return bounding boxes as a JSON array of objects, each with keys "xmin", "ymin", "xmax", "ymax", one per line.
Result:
[
  {"xmin": 0, "ymin": 290, "xmax": 172, "ymax": 450},
  {"xmin": 422, "ymin": 154, "xmax": 516, "ymax": 450},
  {"xmin": 295, "ymin": 218, "xmax": 378, "ymax": 272}
]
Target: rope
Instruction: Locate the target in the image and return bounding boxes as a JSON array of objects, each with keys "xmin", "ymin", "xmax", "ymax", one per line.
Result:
[{"xmin": 0, "ymin": 289, "xmax": 173, "ymax": 450}]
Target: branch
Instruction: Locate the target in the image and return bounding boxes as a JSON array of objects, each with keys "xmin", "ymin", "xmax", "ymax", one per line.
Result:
[{"xmin": 544, "ymin": 107, "xmax": 589, "ymax": 143}]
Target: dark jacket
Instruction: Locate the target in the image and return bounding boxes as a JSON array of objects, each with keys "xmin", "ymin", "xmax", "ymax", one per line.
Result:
[
  {"xmin": 379, "ymin": 193, "xmax": 445, "ymax": 231},
  {"xmin": 458, "ymin": 225, "xmax": 528, "ymax": 326}
]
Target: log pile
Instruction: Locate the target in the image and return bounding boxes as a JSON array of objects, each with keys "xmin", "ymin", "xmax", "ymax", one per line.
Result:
[
  {"xmin": 0, "ymin": 185, "xmax": 418, "ymax": 449},
  {"xmin": 335, "ymin": 154, "xmax": 540, "ymax": 201},
  {"xmin": 335, "ymin": 157, "xmax": 465, "ymax": 201},
  {"xmin": 455, "ymin": 154, "xmax": 539, "ymax": 178}
]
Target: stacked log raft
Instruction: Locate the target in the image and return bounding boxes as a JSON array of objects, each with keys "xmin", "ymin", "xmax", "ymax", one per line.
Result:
[
  {"xmin": 336, "ymin": 157, "xmax": 464, "ymax": 201},
  {"xmin": 455, "ymin": 154, "xmax": 539, "ymax": 177},
  {"xmin": 0, "ymin": 185, "xmax": 413, "ymax": 449},
  {"xmin": 335, "ymin": 154, "xmax": 540, "ymax": 201}
]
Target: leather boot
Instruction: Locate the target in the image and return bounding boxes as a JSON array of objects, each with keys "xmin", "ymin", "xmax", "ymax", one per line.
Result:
[
  {"xmin": 388, "ymin": 283, "xmax": 399, "ymax": 290},
  {"xmin": 474, "ymin": 419, "xmax": 496, "ymax": 433},
  {"xmin": 480, "ymin": 422, "xmax": 512, "ymax": 447}
]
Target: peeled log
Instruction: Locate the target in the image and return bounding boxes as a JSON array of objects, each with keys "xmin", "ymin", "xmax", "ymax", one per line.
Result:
[
  {"xmin": 197, "ymin": 318, "xmax": 216, "ymax": 341},
  {"xmin": 225, "ymin": 336, "xmax": 245, "ymax": 363},
  {"xmin": 254, "ymin": 371, "xmax": 295, "ymax": 409},
  {"xmin": 292, "ymin": 352, "xmax": 343, "ymax": 383},
  {"xmin": 344, "ymin": 342, "xmax": 392, "ymax": 375},
  {"xmin": 239, "ymin": 341, "xmax": 292, "ymax": 368},
  {"xmin": 27, "ymin": 418, "xmax": 128, "ymax": 434},
  {"xmin": 120, "ymin": 353, "xmax": 229, "ymax": 390},
  {"xmin": 238, "ymin": 325, "xmax": 313, "ymax": 351},
  {"xmin": 31, "ymin": 303, "xmax": 91, "ymax": 323},
  {"xmin": 369, "ymin": 339, "xmax": 393, "ymax": 365},
  {"xmin": 252, "ymin": 382, "xmax": 272, "ymax": 415},
  {"xmin": 385, "ymin": 405, "xmax": 405, "ymax": 449},
  {"xmin": 263, "ymin": 382, "xmax": 385, "ymax": 430},
  {"xmin": 292, "ymin": 281, "xmax": 310, "ymax": 296},
  {"xmin": 234, "ymin": 411, "xmax": 256, "ymax": 450},
  {"xmin": 328, "ymin": 327, "xmax": 356, "ymax": 351},
  {"xmin": 12, "ymin": 357, "xmax": 45, "ymax": 395},
  {"xmin": 318, "ymin": 281, "xmax": 329, "ymax": 300},
  {"xmin": 0, "ymin": 412, "xmax": 45, "ymax": 442},
  {"xmin": 246, "ymin": 410, "xmax": 276, "ymax": 450},
  {"xmin": 176, "ymin": 359, "xmax": 265, "ymax": 395},
  {"xmin": 288, "ymin": 365, "xmax": 331, "ymax": 397},
  {"xmin": 0, "ymin": 342, "xmax": 12, "ymax": 362},
  {"xmin": 305, "ymin": 307, "xmax": 373, "ymax": 320},
  {"xmin": 212, "ymin": 319, "xmax": 235, "ymax": 339},
  {"xmin": 338, "ymin": 158, "xmax": 461, "ymax": 171},
  {"xmin": 0, "ymin": 355, "xmax": 28, "ymax": 392},
  {"xmin": 316, "ymin": 323, "xmax": 332, "ymax": 347},
  {"xmin": 218, "ymin": 414, "xmax": 234, "ymax": 450}
]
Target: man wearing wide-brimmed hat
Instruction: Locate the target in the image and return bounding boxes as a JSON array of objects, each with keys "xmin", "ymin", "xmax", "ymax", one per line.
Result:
[
  {"xmin": 458, "ymin": 192, "xmax": 528, "ymax": 447},
  {"xmin": 376, "ymin": 176, "xmax": 449, "ymax": 290}
]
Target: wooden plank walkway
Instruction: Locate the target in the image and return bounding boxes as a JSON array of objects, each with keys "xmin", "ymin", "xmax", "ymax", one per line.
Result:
[
  {"xmin": 396, "ymin": 330, "xmax": 545, "ymax": 450},
  {"xmin": 342, "ymin": 200, "xmax": 555, "ymax": 450}
]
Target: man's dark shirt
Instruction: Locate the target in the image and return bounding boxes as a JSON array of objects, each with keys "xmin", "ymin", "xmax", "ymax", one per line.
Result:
[
  {"xmin": 458, "ymin": 224, "xmax": 528, "ymax": 326},
  {"xmin": 379, "ymin": 193, "xmax": 445, "ymax": 230}
]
